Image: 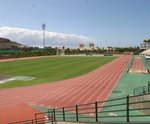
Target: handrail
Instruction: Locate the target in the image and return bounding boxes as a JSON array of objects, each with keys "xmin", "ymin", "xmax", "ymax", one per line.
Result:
[
  {"xmin": 133, "ymin": 81, "xmax": 150, "ymax": 95},
  {"xmin": 8, "ymin": 93, "xmax": 150, "ymax": 124}
]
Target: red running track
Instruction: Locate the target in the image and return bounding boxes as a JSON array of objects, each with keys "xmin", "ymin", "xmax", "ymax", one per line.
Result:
[
  {"xmin": 132, "ymin": 57, "xmax": 144, "ymax": 70},
  {"xmin": 0, "ymin": 55, "xmax": 131, "ymax": 109},
  {"xmin": 0, "ymin": 103, "xmax": 43, "ymax": 124}
]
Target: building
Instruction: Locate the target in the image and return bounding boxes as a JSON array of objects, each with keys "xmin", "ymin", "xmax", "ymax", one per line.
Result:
[
  {"xmin": 79, "ymin": 44, "xmax": 84, "ymax": 50},
  {"xmin": 140, "ymin": 42, "xmax": 150, "ymax": 49},
  {"xmin": 89, "ymin": 43, "xmax": 94, "ymax": 49},
  {"xmin": 140, "ymin": 49, "xmax": 150, "ymax": 56},
  {"xmin": 78, "ymin": 43, "xmax": 95, "ymax": 50}
]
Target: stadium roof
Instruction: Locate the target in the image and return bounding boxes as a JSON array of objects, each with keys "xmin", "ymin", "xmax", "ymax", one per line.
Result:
[{"xmin": 140, "ymin": 49, "xmax": 150, "ymax": 56}]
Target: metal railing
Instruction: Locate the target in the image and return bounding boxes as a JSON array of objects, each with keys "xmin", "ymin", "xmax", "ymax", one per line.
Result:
[
  {"xmin": 127, "ymin": 56, "xmax": 135, "ymax": 69},
  {"xmin": 8, "ymin": 110, "xmax": 55, "ymax": 124},
  {"xmin": 133, "ymin": 82, "xmax": 150, "ymax": 95},
  {"xmin": 8, "ymin": 94, "xmax": 150, "ymax": 124},
  {"xmin": 51, "ymin": 94, "xmax": 150, "ymax": 123}
]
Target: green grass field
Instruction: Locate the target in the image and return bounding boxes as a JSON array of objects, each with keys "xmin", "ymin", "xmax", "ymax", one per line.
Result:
[{"xmin": 0, "ymin": 56, "xmax": 116, "ymax": 89}]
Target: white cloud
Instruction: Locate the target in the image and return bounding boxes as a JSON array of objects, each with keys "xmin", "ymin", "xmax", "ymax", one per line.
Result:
[{"xmin": 0, "ymin": 26, "xmax": 91, "ymax": 48}]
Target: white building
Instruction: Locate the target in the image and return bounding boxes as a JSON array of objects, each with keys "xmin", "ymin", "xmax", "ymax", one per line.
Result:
[{"xmin": 140, "ymin": 42, "xmax": 150, "ymax": 49}]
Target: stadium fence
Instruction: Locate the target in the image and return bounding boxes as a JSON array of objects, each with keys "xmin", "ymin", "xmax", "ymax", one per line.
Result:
[
  {"xmin": 8, "ymin": 94, "xmax": 150, "ymax": 124},
  {"xmin": 133, "ymin": 82, "xmax": 150, "ymax": 95}
]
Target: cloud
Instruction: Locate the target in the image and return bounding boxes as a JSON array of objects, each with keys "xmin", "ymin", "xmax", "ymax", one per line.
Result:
[{"xmin": 0, "ymin": 26, "xmax": 91, "ymax": 48}]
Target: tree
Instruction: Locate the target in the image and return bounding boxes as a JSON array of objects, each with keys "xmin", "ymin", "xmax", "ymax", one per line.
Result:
[
  {"xmin": 143, "ymin": 40, "xmax": 148, "ymax": 42},
  {"xmin": 143, "ymin": 39, "xmax": 150, "ymax": 42}
]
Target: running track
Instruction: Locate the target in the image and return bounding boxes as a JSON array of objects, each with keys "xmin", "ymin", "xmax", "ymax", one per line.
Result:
[
  {"xmin": 0, "ymin": 55, "xmax": 131, "ymax": 109},
  {"xmin": 132, "ymin": 57, "xmax": 144, "ymax": 70},
  {"xmin": 0, "ymin": 103, "xmax": 43, "ymax": 124}
]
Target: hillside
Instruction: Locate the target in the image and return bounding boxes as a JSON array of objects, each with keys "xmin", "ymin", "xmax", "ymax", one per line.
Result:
[{"xmin": 0, "ymin": 37, "xmax": 25, "ymax": 49}]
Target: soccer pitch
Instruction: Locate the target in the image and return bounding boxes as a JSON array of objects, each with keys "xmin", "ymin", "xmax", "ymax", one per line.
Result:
[{"xmin": 0, "ymin": 56, "xmax": 116, "ymax": 89}]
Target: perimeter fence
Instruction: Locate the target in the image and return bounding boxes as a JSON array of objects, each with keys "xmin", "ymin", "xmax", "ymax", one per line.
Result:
[
  {"xmin": 127, "ymin": 56, "xmax": 135, "ymax": 69},
  {"xmin": 8, "ymin": 93, "xmax": 150, "ymax": 124},
  {"xmin": 133, "ymin": 82, "xmax": 150, "ymax": 95}
]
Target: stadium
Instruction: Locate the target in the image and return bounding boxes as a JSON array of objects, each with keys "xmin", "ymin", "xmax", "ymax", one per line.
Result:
[
  {"xmin": 0, "ymin": 1, "xmax": 150, "ymax": 123},
  {"xmin": 0, "ymin": 37, "xmax": 150, "ymax": 124}
]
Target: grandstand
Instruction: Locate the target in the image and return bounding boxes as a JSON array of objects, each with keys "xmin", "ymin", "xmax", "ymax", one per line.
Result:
[
  {"xmin": 140, "ymin": 49, "xmax": 150, "ymax": 57},
  {"xmin": 139, "ymin": 49, "xmax": 150, "ymax": 62}
]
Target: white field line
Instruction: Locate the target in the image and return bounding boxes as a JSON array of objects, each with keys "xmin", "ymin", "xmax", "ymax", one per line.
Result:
[{"xmin": 0, "ymin": 78, "xmax": 15, "ymax": 84}]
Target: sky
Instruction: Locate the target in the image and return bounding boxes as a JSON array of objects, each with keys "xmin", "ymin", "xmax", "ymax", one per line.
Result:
[{"xmin": 0, "ymin": 0, "xmax": 150, "ymax": 48}]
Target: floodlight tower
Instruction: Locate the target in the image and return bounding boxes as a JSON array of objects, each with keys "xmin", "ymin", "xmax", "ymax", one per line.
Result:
[{"xmin": 42, "ymin": 23, "xmax": 46, "ymax": 48}]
